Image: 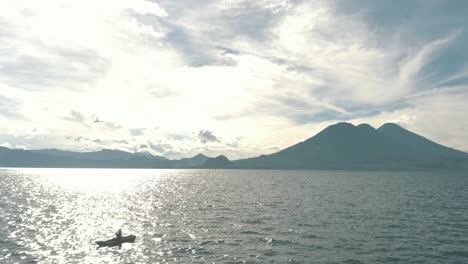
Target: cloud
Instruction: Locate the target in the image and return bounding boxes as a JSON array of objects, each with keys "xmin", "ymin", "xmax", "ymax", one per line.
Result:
[
  {"xmin": 0, "ymin": 142, "xmax": 12, "ymax": 148},
  {"xmin": 198, "ymin": 130, "xmax": 218, "ymax": 143},
  {"xmin": 129, "ymin": 128, "xmax": 145, "ymax": 136},
  {"xmin": 398, "ymin": 30, "xmax": 461, "ymax": 89},
  {"xmin": 68, "ymin": 113, "xmax": 121, "ymax": 129},
  {"xmin": 135, "ymin": 0, "xmax": 290, "ymax": 67},
  {"xmin": 0, "ymin": 95, "xmax": 22, "ymax": 119},
  {"xmin": 65, "ymin": 111, "xmax": 121, "ymax": 129},
  {"xmin": 148, "ymin": 142, "xmax": 174, "ymax": 156},
  {"xmin": 99, "ymin": 120, "xmax": 121, "ymax": 130},
  {"xmin": 0, "ymin": 50, "xmax": 109, "ymax": 91},
  {"xmin": 64, "ymin": 110, "xmax": 85, "ymax": 123},
  {"xmin": 114, "ymin": 139, "xmax": 129, "ymax": 144},
  {"xmin": 167, "ymin": 133, "xmax": 192, "ymax": 141},
  {"xmin": 150, "ymin": 87, "xmax": 177, "ymax": 98}
]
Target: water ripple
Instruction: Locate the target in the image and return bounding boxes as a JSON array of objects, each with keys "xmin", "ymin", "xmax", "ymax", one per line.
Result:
[{"xmin": 0, "ymin": 168, "xmax": 467, "ymax": 263}]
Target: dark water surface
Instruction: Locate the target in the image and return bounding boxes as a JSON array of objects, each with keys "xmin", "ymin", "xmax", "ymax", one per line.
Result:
[{"xmin": 0, "ymin": 168, "xmax": 467, "ymax": 263}]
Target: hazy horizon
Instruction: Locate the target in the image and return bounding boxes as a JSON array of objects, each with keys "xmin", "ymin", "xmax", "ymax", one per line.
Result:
[
  {"xmin": 3, "ymin": 121, "xmax": 468, "ymax": 162},
  {"xmin": 1, "ymin": 1, "xmax": 468, "ymax": 160}
]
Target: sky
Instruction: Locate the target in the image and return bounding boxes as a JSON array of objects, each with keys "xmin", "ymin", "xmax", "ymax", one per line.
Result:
[{"xmin": 0, "ymin": 0, "xmax": 467, "ymax": 159}]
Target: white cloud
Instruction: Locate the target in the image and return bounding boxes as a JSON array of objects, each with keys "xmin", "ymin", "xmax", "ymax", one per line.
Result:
[
  {"xmin": 398, "ymin": 30, "xmax": 461, "ymax": 88},
  {"xmin": 0, "ymin": 142, "xmax": 12, "ymax": 148}
]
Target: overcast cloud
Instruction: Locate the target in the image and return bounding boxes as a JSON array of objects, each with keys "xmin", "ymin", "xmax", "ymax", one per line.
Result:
[{"xmin": 0, "ymin": 0, "xmax": 467, "ymax": 159}]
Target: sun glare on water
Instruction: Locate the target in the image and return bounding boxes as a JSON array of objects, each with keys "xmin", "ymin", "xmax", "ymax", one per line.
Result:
[
  {"xmin": 25, "ymin": 168, "xmax": 167, "ymax": 194},
  {"xmin": 0, "ymin": 168, "xmax": 181, "ymax": 263}
]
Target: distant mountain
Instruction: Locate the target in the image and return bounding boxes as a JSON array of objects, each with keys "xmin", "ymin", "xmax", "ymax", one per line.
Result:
[
  {"xmin": 1, "ymin": 147, "xmax": 173, "ymax": 168},
  {"xmin": 0, "ymin": 147, "xmax": 212, "ymax": 169},
  {"xmin": 201, "ymin": 155, "xmax": 230, "ymax": 168},
  {"xmin": 30, "ymin": 148, "xmax": 136, "ymax": 160},
  {"xmin": 0, "ymin": 147, "xmax": 72, "ymax": 167},
  {"xmin": 175, "ymin": 153, "xmax": 210, "ymax": 168},
  {"xmin": 230, "ymin": 123, "xmax": 468, "ymax": 170},
  {"xmin": 134, "ymin": 151, "xmax": 168, "ymax": 160},
  {"xmin": 1, "ymin": 123, "xmax": 467, "ymax": 170}
]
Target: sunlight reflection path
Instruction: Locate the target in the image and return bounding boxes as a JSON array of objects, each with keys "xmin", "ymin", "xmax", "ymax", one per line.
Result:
[{"xmin": 1, "ymin": 169, "xmax": 181, "ymax": 263}]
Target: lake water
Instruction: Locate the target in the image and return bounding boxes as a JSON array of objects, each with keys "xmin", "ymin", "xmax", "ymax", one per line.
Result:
[{"xmin": 0, "ymin": 168, "xmax": 467, "ymax": 263}]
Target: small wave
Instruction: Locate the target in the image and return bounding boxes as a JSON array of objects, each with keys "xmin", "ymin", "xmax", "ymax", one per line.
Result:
[
  {"xmin": 262, "ymin": 237, "xmax": 298, "ymax": 246},
  {"xmin": 241, "ymin": 219, "xmax": 264, "ymax": 224},
  {"xmin": 374, "ymin": 256, "xmax": 402, "ymax": 263},
  {"xmin": 441, "ymin": 250, "xmax": 468, "ymax": 258},
  {"xmin": 300, "ymin": 232, "xmax": 322, "ymax": 239},
  {"xmin": 297, "ymin": 223, "xmax": 316, "ymax": 227},
  {"xmin": 343, "ymin": 259, "xmax": 364, "ymax": 264},
  {"xmin": 198, "ymin": 240, "xmax": 226, "ymax": 246},
  {"xmin": 239, "ymin": 230, "xmax": 262, "ymax": 235}
]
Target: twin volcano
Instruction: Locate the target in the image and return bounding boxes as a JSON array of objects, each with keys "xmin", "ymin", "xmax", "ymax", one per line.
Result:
[{"xmin": 230, "ymin": 122, "xmax": 468, "ymax": 170}]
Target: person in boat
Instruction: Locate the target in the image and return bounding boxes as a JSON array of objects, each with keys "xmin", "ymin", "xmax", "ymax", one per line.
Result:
[{"xmin": 115, "ymin": 229, "xmax": 122, "ymax": 240}]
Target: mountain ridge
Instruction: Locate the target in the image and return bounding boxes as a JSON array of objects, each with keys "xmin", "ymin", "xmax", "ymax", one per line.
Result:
[{"xmin": 1, "ymin": 123, "xmax": 467, "ymax": 170}]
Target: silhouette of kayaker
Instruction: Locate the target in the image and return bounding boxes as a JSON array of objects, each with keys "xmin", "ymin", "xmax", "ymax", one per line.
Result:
[
  {"xmin": 115, "ymin": 229, "xmax": 122, "ymax": 240},
  {"xmin": 95, "ymin": 231, "xmax": 135, "ymax": 248}
]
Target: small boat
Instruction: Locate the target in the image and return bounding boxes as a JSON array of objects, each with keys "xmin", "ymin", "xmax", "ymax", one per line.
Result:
[{"xmin": 96, "ymin": 235, "xmax": 136, "ymax": 247}]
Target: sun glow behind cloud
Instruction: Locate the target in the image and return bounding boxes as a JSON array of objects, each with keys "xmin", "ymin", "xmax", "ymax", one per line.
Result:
[{"xmin": 1, "ymin": 0, "xmax": 467, "ymax": 158}]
